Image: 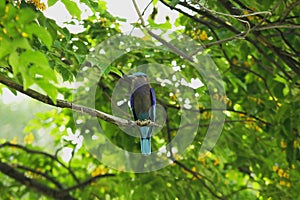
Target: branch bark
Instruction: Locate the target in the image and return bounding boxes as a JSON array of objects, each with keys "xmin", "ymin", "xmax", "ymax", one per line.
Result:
[{"xmin": 0, "ymin": 74, "xmax": 160, "ymax": 128}]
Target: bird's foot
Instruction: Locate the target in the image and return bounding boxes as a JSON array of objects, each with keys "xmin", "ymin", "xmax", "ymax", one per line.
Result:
[{"xmin": 137, "ymin": 119, "xmax": 151, "ymax": 126}]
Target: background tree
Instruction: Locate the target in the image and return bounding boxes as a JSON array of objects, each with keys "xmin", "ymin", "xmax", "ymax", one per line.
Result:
[{"xmin": 0, "ymin": 0, "xmax": 299, "ymax": 199}]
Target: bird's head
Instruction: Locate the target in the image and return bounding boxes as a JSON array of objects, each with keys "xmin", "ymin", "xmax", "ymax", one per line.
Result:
[
  {"xmin": 127, "ymin": 72, "xmax": 149, "ymax": 90},
  {"xmin": 128, "ymin": 72, "xmax": 147, "ymax": 78}
]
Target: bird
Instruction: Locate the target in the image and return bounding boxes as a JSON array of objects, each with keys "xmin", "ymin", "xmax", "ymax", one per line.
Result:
[{"xmin": 128, "ymin": 72, "xmax": 156, "ymax": 155}]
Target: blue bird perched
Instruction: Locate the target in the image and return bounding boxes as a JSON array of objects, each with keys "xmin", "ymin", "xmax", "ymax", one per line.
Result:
[{"xmin": 128, "ymin": 72, "xmax": 156, "ymax": 155}]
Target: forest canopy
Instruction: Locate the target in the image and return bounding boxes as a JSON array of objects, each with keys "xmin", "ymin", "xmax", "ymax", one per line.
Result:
[{"xmin": 0, "ymin": 0, "xmax": 299, "ymax": 199}]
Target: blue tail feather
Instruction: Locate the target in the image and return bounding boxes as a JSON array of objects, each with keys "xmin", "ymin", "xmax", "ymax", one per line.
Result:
[
  {"xmin": 140, "ymin": 137, "xmax": 151, "ymax": 155},
  {"xmin": 139, "ymin": 127, "xmax": 151, "ymax": 155}
]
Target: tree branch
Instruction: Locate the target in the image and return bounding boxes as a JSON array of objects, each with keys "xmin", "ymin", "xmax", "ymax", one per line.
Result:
[
  {"xmin": 62, "ymin": 174, "xmax": 116, "ymax": 193},
  {"xmin": 0, "ymin": 142, "xmax": 116, "ymax": 199},
  {"xmin": 0, "ymin": 74, "xmax": 160, "ymax": 128},
  {"xmin": 15, "ymin": 164, "xmax": 63, "ymax": 189},
  {"xmin": 0, "ymin": 161, "xmax": 76, "ymax": 200},
  {"xmin": 0, "ymin": 142, "xmax": 80, "ymax": 183}
]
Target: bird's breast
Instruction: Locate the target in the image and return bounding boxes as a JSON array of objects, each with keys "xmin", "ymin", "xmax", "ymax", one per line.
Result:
[{"xmin": 133, "ymin": 85, "xmax": 151, "ymax": 120}]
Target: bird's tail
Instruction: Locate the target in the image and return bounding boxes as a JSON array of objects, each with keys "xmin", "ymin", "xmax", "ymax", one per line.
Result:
[
  {"xmin": 140, "ymin": 137, "xmax": 151, "ymax": 155},
  {"xmin": 139, "ymin": 127, "xmax": 151, "ymax": 155}
]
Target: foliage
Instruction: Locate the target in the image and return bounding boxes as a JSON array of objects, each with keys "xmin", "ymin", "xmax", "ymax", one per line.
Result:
[{"xmin": 0, "ymin": 0, "xmax": 300, "ymax": 199}]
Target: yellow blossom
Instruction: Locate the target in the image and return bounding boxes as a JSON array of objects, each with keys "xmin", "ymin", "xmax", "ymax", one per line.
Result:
[
  {"xmin": 232, "ymin": 58, "xmax": 238, "ymax": 65},
  {"xmin": 197, "ymin": 156, "xmax": 206, "ymax": 164},
  {"xmin": 243, "ymin": 11, "xmax": 254, "ymax": 21},
  {"xmin": 11, "ymin": 137, "xmax": 18, "ymax": 144},
  {"xmin": 213, "ymin": 93, "xmax": 219, "ymax": 100},
  {"xmin": 191, "ymin": 166, "xmax": 197, "ymax": 172},
  {"xmin": 26, "ymin": 0, "xmax": 46, "ymax": 11},
  {"xmin": 3, "ymin": 28, "xmax": 7, "ymax": 34},
  {"xmin": 24, "ymin": 133, "xmax": 34, "ymax": 144},
  {"xmin": 255, "ymin": 126, "xmax": 262, "ymax": 132},
  {"xmin": 92, "ymin": 165, "xmax": 107, "ymax": 177},
  {"xmin": 9, "ymin": 137, "xmax": 18, "ymax": 149},
  {"xmin": 21, "ymin": 32, "xmax": 29, "ymax": 38},
  {"xmin": 257, "ymin": 98, "xmax": 262, "ymax": 105},
  {"xmin": 227, "ymin": 100, "xmax": 232, "ymax": 107},
  {"xmin": 286, "ymin": 182, "xmax": 291, "ymax": 188},
  {"xmin": 283, "ymin": 172, "xmax": 289, "ymax": 179},
  {"xmin": 172, "ymin": 131, "xmax": 177, "ymax": 136},
  {"xmin": 243, "ymin": 61, "xmax": 249, "ymax": 67},
  {"xmin": 277, "ymin": 102, "xmax": 282, "ymax": 107},
  {"xmin": 277, "ymin": 168, "xmax": 284, "ymax": 177},
  {"xmin": 272, "ymin": 165, "xmax": 278, "ymax": 172},
  {"xmin": 214, "ymin": 158, "xmax": 220, "ymax": 166},
  {"xmin": 199, "ymin": 30, "xmax": 208, "ymax": 41},
  {"xmin": 280, "ymin": 141, "xmax": 287, "ymax": 148},
  {"xmin": 279, "ymin": 180, "xmax": 286, "ymax": 186},
  {"xmin": 291, "ymin": 164, "xmax": 295, "ymax": 169},
  {"xmin": 10, "ymin": 137, "xmax": 18, "ymax": 144},
  {"xmin": 293, "ymin": 140, "xmax": 298, "ymax": 149},
  {"xmin": 5, "ymin": 5, "xmax": 9, "ymax": 14}
]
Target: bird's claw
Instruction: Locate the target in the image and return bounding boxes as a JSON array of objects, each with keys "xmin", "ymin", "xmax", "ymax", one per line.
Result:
[{"xmin": 137, "ymin": 119, "xmax": 151, "ymax": 126}]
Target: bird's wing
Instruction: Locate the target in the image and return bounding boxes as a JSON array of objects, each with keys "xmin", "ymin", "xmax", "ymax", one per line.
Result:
[
  {"xmin": 149, "ymin": 88, "xmax": 156, "ymax": 122},
  {"xmin": 130, "ymin": 93, "xmax": 138, "ymax": 120}
]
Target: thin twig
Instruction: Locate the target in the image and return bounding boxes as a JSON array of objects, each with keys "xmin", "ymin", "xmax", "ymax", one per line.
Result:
[
  {"xmin": 280, "ymin": 0, "xmax": 300, "ymax": 21},
  {"xmin": 0, "ymin": 142, "xmax": 80, "ymax": 183},
  {"xmin": 15, "ymin": 164, "xmax": 63, "ymax": 189},
  {"xmin": 132, "ymin": 0, "xmax": 194, "ymax": 62},
  {"xmin": 62, "ymin": 174, "xmax": 116, "ymax": 192}
]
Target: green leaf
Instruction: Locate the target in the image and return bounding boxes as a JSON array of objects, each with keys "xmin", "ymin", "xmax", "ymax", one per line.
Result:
[
  {"xmin": 170, "ymin": 0, "xmax": 180, "ymax": 6},
  {"xmin": 47, "ymin": 0, "xmax": 59, "ymax": 7},
  {"xmin": 29, "ymin": 64, "xmax": 57, "ymax": 83},
  {"xmin": 239, "ymin": 42, "xmax": 250, "ymax": 60},
  {"xmin": 8, "ymin": 87, "xmax": 17, "ymax": 96},
  {"xmin": 98, "ymin": 0, "xmax": 107, "ymax": 13},
  {"xmin": 13, "ymin": 37, "xmax": 32, "ymax": 50},
  {"xmin": 19, "ymin": 49, "xmax": 57, "ymax": 82},
  {"xmin": 18, "ymin": 8, "xmax": 37, "ymax": 24},
  {"xmin": 0, "ymin": 37, "xmax": 31, "ymax": 60},
  {"xmin": 25, "ymin": 23, "xmax": 53, "ymax": 49},
  {"xmin": 0, "ymin": 38, "xmax": 13, "ymax": 59},
  {"xmin": 110, "ymin": 67, "xmax": 123, "ymax": 77},
  {"xmin": 20, "ymin": 50, "xmax": 49, "ymax": 69},
  {"xmin": 152, "ymin": 0, "xmax": 159, "ymax": 5},
  {"xmin": 35, "ymin": 79, "xmax": 58, "ymax": 104},
  {"xmin": 55, "ymin": 65, "xmax": 74, "ymax": 81},
  {"xmin": 6, "ymin": 4, "xmax": 17, "ymax": 20},
  {"xmin": 273, "ymin": 82, "xmax": 285, "ymax": 98},
  {"xmin": 9, "ymin": 52, "xmax": 22, "ymax": 75},
  {"xmin": 22, "ymin": 73, "xmax": 34, "ymax": 89},
  {"xmin": 148, "ymin": 19, "xmax": 172, "ymax": 29},
  {"xmin": 0, "ymin": 0, "xmax": 5, "ymax": 17},
  {"xmin": 61, "ymin": 0, "xmax": 82, "ymax": 19}
]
